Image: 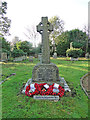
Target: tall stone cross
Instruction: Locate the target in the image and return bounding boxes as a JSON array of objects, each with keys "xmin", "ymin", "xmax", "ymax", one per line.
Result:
[{"xmin": 37, "ymin": 17, "xmax": 53, "ymax": 64}]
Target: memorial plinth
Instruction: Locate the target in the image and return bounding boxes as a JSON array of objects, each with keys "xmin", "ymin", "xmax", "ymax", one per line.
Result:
[{"xmin": 32, "ymin": 63, "xmax": 59, "ymax": 82}]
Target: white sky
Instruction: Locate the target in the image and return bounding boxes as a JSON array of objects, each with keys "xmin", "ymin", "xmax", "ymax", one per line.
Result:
[{"xmin": 3, "ymin": 0, "xmax": 89, "ymax": 45}]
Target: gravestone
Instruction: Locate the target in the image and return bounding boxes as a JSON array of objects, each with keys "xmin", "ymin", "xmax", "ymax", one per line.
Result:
[
  {"xmin": 13, "ymin": 55, "xmax": 27, "ymax": 62},
  {"xmin": 13, "ymin": 57, "xmax": 23, "ymax": 61},
  {"xmin": 53, "ymin": 52, "xmax": 57, "ymax": 59},
  {"xmin": 53, "ymin": 47, "xmax": 57, "ymax": 59},
  {"xmin": 70, "ymin": 57, "xmax": 78, "ymax": 61},
  {"xmin": 0, "ymin": 53, "xmax": 7, "ymax": 61},
  {"xmin": 22, "ymin": 17, "xmax": 71, "ymax": 98},
  {"xmin": 29, "ymin": 56, "xmax": 33, "ymax": 62},
  {"xmin": 22, "ymin": 56, "xmax": 25, "ymax": 60}
]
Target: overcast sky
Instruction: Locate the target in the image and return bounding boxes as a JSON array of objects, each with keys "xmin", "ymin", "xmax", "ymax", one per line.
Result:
[{"xmin": 3, "ymin": 0, "xmax": 89, "ymax": 45}]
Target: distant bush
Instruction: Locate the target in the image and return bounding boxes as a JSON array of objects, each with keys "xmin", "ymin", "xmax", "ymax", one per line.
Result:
[
  {"xmin": 11, "ymin": 49, "xmax": 26, "ymax": 58},
  {"xmin": 66, "ymin": 48, "xmax": 83, "ymax": 58}
]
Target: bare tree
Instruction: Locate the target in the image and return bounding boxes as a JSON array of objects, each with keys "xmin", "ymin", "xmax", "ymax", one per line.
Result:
[
  {"xmin": 83, "ymin": 25, "xmax": 88, "ymax": 35},
  {"xmin": 83, "ymin": 25, "xmax": 90, "ymax": 53},
  {"xmin": 24, "ymin": 25, "xmax": 39, "ymax": 47}
]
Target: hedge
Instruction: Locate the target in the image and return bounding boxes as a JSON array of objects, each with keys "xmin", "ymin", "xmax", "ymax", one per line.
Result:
[{"xmin": 66, "ymin": 48, "xmax": 83, "ymax": 58}]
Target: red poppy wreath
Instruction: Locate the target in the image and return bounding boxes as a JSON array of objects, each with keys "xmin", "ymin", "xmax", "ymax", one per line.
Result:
[{"xmin": 25, "ymin": 83, "xmax": 65, "ymax": 97}]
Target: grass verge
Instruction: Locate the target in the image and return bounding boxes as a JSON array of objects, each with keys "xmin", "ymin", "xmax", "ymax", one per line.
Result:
[{"xmin": 1, "ymin": 57, "xmax": 89, "ymax": 119}]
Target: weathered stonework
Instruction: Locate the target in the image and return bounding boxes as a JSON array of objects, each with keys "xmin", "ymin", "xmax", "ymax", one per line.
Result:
[
  {"xmin": 37, "ymin": 17, "xmax": 53, "ymax": 64},
  {"xmin": 32, "ymin": 63, "xmax": 59, "ymax": 82},
  {"xmin": 0, "ymin": 52, "xmax": 7, "ymax": 61},
  {"xmin": 32, "ymin": 17, "xmax": 59, "ymax": 83}
]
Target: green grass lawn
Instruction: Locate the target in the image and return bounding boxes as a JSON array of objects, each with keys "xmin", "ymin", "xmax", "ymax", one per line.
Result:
[{"xmin": 1, "ymin": 57, "xmax": 89, "ymax": 119}]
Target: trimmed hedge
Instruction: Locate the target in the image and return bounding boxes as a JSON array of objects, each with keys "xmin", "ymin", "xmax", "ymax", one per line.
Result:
[{"xmin": 66, "ymin": 48, "xmax": 83, "ymax": 58}]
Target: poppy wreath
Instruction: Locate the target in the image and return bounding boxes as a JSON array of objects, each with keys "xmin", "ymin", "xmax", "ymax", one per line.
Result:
[{"xmin": 25, "ymin": 83, "xmax": 65, "ymax": 97}]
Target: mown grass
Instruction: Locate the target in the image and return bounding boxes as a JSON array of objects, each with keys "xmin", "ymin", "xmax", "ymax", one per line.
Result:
[{"xmin": 1, "ymin": 57, "xmax": 89, "ymax": 119}]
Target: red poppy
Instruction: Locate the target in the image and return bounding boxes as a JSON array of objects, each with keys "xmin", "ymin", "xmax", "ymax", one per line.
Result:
[{"xmin": 25, "ymin": 83, "xmax": 65, "ymax": 97}]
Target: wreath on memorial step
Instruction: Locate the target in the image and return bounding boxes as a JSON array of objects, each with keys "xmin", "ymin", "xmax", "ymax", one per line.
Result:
[{"xmin": 25, "ymin": 83, "xmax": 65, "ymax": 97}]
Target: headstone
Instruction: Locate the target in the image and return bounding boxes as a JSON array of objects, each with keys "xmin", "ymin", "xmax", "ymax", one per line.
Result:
[
  {"xmin": 21, "ymin": 56, "xmax": 23, "ymax": 60},
  {"xmin": 70, "ymin": 57, "xmax": 78, "ymax": 61},
  {"xmin": 53, "ymin": 47, "xmax": 57, "ymax": 59},
  {"xmin": 53, "ymin": 52, "xmax": 57, "ymax": 59},
  {"xmin": 13, "ymin": 55, "xmax": 27, "ymax": 62},
  {"xmin": 13, "ymin": 57, "xmax": 23, "ymax": 61},
  {"xmin": 0, "ymin": 53, "xmax": 7, "ymax": 61},
  {"xmin": 22, "ymin": 56, "xmax": 25, "ymax": 60},
  {"xmin": 29, "ymin": 56, "xmax": 33, "ymax": 62},
  {"xmin": 23, "ymin": 56, "xmax": 26, "ymax": 60}
]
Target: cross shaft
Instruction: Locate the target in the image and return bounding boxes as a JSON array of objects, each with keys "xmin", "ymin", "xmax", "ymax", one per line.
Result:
[{"xmin": 37, "ymin": 17, "xmax": 53, "ymax": 64}]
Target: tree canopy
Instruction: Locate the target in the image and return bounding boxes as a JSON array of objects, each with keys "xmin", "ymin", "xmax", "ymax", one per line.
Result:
[
  {"xmin": 12, "ymin": 40, "xmax": 33, "ymax": 56},
  {"xmin": 56, "ymin": 29, "xmax": 88, "ymax": 56},
  {"xmin": 0, "ymin": 1, "xmax": 11, "ymax": 36},
  {"xmin": 49, "ymin": 16, "xmax": 64, "ymax": 45},
  {"xmin": 1, "ymin": 37, "xmax": 10, "ymax": 55}
]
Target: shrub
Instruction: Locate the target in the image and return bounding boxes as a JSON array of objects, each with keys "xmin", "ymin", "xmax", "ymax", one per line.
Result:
[
  {"xmin": 2, "ymin": 49, "xmax": 10, "ymax": 55},
  {"xmin": 66, "ymin": 48, "xmax": 83, "ymax": 58},
  {"xmin": 11, "ymin": 49, "xmax": 26, "ymax": 58}
]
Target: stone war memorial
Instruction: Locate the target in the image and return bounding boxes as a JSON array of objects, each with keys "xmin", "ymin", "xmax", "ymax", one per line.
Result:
[{"xmin": 22, "ymin": 17, "xmax": 71, "ymax": 100}]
